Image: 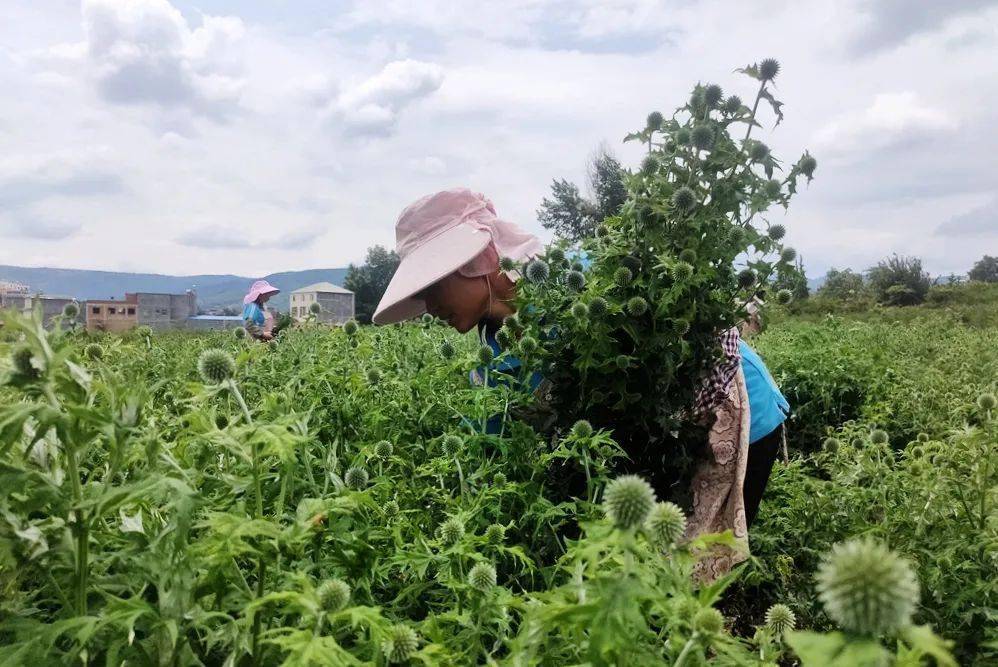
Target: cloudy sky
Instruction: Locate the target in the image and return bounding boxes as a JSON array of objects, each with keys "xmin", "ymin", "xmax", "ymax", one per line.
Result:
[{"xmin": 1, "ymin": 0, "xmax": 996, "ymax": 278}]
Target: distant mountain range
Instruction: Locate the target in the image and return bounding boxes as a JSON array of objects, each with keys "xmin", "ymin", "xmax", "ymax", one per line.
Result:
[{"xmin": 0, "ymin": 265, "xmax": 350, "ymax": 312}]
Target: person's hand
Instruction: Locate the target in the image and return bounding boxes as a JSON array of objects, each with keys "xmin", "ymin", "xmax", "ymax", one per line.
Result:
[{"xmin": 262, "ymin": 332, "xmax": 274, "ymax": 341}]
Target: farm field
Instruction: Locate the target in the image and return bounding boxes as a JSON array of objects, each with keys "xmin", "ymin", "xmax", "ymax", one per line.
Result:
[{"xmin": 0, "ymin": 289, "xmax": 994, "ymax": 665}]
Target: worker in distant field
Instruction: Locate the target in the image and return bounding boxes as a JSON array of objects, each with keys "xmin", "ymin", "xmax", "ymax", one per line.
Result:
[
  {"xmin": 372, "ymin": 188, "xmax": 789, "ymax": 582},
  {"xmin": 242, "ymin": 280, "xmax": 280, "ymax": 341}
]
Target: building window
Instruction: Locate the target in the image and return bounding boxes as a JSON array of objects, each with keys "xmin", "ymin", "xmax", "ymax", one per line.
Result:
[
  {"xmin": 127, "ymin": 307, "xmax": 135, "ymax": 315},
  {"xmin": 92, "ymin": 306, "xmax": 101, "ymax": 314},
  {"xmin": 108, "ymin": 307, "xmax": 116, "ymax": 315}
]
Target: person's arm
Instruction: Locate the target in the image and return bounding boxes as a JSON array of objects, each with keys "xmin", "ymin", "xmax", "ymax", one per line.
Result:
[
  {"xmin": 692, "ymin": 327, "xmax": 742, "ymax": 417},
  {"xmin": 243, "ymin": 304, "xmax": 271, "ymax": 340}
]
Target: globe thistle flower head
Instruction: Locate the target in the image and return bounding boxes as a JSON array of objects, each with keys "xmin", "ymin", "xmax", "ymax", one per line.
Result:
[
  {"xmin": 765, "ymin": 603, "xmax": 796, "ymax": 635},
  {"xmin": 728, "ymin": 226, "xmax": 745, "ymax": 246},
  {"xmin": 62, "ymin": 302, "xmax": 79, "ymax": 319},
  {"xmin": 621, "ymin": 254, "xmax": 642, "ymax": 272},
  {"xmin": 566, "ymin": 270, "xmax": 586, "ymax": 292},
  {"xmin": 626, "ymin": 296, "xmax": 649, "ymax": 316},
  {"xmin": 822, "ymin": 437, "xmax": 841, "ymax": 453},
  {"xmin": 495, "ymin": 327, "xmax": 513, "ymax": 349},
  {"xmin": 672, "ymin": 261, "xmax": 695, "ymax": 282},
  {"xmin": 768, "ymin": 224, "xmax": 787, "ymax": 241},
  {"xmin": 723, "ymin": 95, "xmax": 742, "ymax": 114},
  {"xmin": 344, "ymin": 466, "xmax": 368, "ymax": 490},
  {"xmin": 526, "ymin": 259, "xmax": 550, "ymax": 283},
  {"xmin": 440, "ymin": 340, "xmax": 455, "ymax": 359},
  {"xmin": 310, "ymin": 302, "xmax": 322, "ymax": 314},
  {"xmin": 11, "ymin": 344, "xmax": 38, "ymax": 378},
  {"xmin": 421, "ymin": 313, "xmax": 434, "ymax": 325},
  {"xmin": 588, "ymin": 296, "xmax": 608, "ymax": 317},
  {"xmin": 548, "ymin": 247, "xmax": 566, "ymax": 263},
  {"xmin": 679, "ymin": 249, "xmax": 697, "ymax": 264},
  {"xmin": 641, "ymin": 154, "xmax": 659, "ymax": 175},
  {"xmin": 367, "ymin": 368, "xmax": 382, "ymax": 385},
  {"xmin": 440, "ymin": 517, "xmax": 464, "ymax": 546},
  {"xmin": 851, "ymin": 437, "xmax": 865, "ymax": 449},
  {"xmin": 676, "ymin": 127, "xmax": 692, "ymax": 146},
  {"xmin": 781, "ymin": 247, "xmax": 797, "ymax": 263},
  {"xmin": 646, "ymin": 111, "xmax": 664, "ymax": 130},
  {"xmin": 977, "ymin": 393, "xmax": 996, "ymax": 412},
  {"xmin": 799, "ymin": 153, "xmax": 817, "ymax": 178},
  {"xmin": 232, "ymin": 326, "xmax": 246, "ymax": 339},
  {"xmin": 197, "ymin": 349, "xmax": 236, "ymax": 384},
  {"xmin": 84, "ymin": 343, "xmax": 104, "ymax": 361},
  {"xmin": 374, "ymin": 440, "xmax": 393, "ymax": 460},
  {"xmin": 816, "ymin": 538, "xmax": 919, "ymax": 636},
  {"xmin": 672, "ymin": 186, "xmax": 697, "ymax": 212},
  {"xmin": 381, "ymin": 624, "xmax": 419, "ymax": 664},
  {"xmin": 343, "ymin": 319, "xmax": 359, "ymax": 336},
  {"xmin": 737, "ymin": 268, "xmax": 757, "ymax": 289},
  {"xmin": 916, "ymin": 432, "xmax": 930, "ymax": 442},
  {"xmin": 759, "ymin": 58, "xmax": 780, "ymax": 81},
  {"xmin": 499, "ymin": 256, "xmax": 517, "ymax": 272},
  {"xmin": 615, "ymin": 355, "xmax": 630, "ymax": 370},
  {"xmin": 316, "ymin": 579, "xmax": 351, "ymax": 613},
  {"xmin": 504, "ymin": 313, "xmax": 523, "ymax": 333},
  {"xmin": 477, "ymin": 344, "xmax": 495, "ymax": 366},
  {"xmin": 764, "ymin": 179, "xmax": 782, "ymax": 199},
  {"xmin": 485, "ymin": 523, "xmax": 506, "ymax": 545},
  {"xmin": 570, "ymin": 302, "xmax": 589, "ymax": 320},
  {"xmin": 469, "ymin": 561, "xmax": 497, "ymax": 590},
  {"xmin": 691, "ymin": 125, "xmax": 714, "ymax": 151},
  {"xmin": 704, "ymin": 84, "xmax": 723, "ymax": 108},
  {"xmin": 571, "ymin": 419, "xmax": 594, "ymax": 438},
  {"xmin": 646, "ymin": 501, "xmax": 686, "ymax": 549},
  {"xmin": 870, "ymin": 429, "xmax": 889, "ymax": 445},
  {"xmin": 750, "ymin": 142, "xmax": 770, "ymax": 162},
  {"xmin": 519, "ymin": 335, "xmax": 538, "ymax": 354},
  {"xmin": 614, "ymin": 266, "xmax": 633, "ymax": 287},
  {"xmin": 603, "ymin": 475, "xmax": 656, "ymax": 530},
  {"xmin": 384, "ymin": 500, "xmax": 400, "ymax": 517},
  {"xmin": 672, "ymin": 319, "xmax": 691, "ymax": 336},
  {"xmin": 441, "ymin": 434, "xmax": 463, "ymax": 457},
  {"xmin": 776, "ymin": 289, "xmax": 794, "ymax": 306},
  {"xmin": 493, "ymin": 471, "xmax": 507, "ymax": 486},
  {"xmin": 571, "ymin": 260, "xmax": 585, "ymax": 272},
  {"xmin": 693, "ymin": 608, "xmax": 725, "ymax": 635}
]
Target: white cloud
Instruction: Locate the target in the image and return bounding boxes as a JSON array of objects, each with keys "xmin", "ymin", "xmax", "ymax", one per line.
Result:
[{"xmin": 328, "ymin": 59, "xmax": 444, "ymax": 136}]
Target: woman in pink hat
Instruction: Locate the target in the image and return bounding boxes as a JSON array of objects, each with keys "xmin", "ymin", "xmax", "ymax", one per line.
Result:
[{"xmin": 242, "ymin": 280, "xmax": 280, "ymax": 341}]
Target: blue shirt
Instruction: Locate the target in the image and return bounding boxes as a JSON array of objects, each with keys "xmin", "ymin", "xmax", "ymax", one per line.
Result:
[
  {"xmin": 242, "ymin": 302, "xmax": 265, "ymax": 327},
  {"xmin": 740, "ymin": 341, "xmax": 790, "ymax": 442}
]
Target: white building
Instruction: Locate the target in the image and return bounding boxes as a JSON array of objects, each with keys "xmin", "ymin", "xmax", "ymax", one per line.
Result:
[{"xmin": 290, "ymin": 282, "xmax": 355, "ymax": 324}]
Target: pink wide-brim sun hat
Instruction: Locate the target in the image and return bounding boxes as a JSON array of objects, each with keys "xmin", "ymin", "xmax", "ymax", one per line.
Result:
[
  {"xmin": 373, "ymin": 188, "xmax": 543, "ymax": 325},
  {"xmin": 243, "ymin": 280, "xmax": 280, "ymax": 305}
]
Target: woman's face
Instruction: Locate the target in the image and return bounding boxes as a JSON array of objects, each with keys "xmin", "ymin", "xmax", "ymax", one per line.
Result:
[{"xmin": 419, "ymin": 271, "xmax": 490, "ymax": 333}]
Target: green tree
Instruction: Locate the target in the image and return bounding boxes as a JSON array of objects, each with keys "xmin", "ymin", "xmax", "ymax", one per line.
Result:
[
  {"xmin": 537, "ymin": 145, "xmax": 626, "ymax": 242},
  {"xmin": 818, "ymin": 268, "xmax": 866, "ymax": 300},
  {"xmin": 969, "ymin": 255, "xmax": 998, "ymax": 283},
  {"xmin": 344, "ymin": 245, "xmax": 400, "ymax": 323},
  {"xmin": 867, "ymin": 255, "xmax": 930, "ymax": 306},
  {"xmin": 774, "ymin": 258, "xmax": 810, "ymax": 301}
]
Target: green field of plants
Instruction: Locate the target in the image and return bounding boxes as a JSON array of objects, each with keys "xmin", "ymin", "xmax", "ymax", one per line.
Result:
[{"xmin": 0, "ymin": 292, "xmax": 994, "ymax": 665}]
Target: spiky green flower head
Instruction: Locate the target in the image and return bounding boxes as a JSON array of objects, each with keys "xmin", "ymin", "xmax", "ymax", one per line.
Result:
[
  {"xmin": 572, "ymin": 419, "xmax": 594, "ymax": 438},
  {"xmin": 343, "ymin": 319, "xmax": 359, "ymax": 336},
  {"xmin": 526, "ymin": 259, "xmax": 550, "ymax": 283},
  {"xmin": 781, "ymin": 247, "xmax": 797, "ymax": 263},
  {"xmin": 977, "ymin": 393, "xmax": 996, "ymax": 412},
  {"xmin": 440, "ymin": 340, "xmax": 455, "ymax": 359},
  {"xmin": 316, "ymin": 578, "xmax": 351, "ymax": 613},
  {"xmin": 62, "ymin": 302, "xmax": 79, "ymax": 319},
  {"xmin": 485, "ymin": 523, "xmax": 506, "ymax": 545},
  {"xmin": 703, "ymin": 84, "xmax": 723, "ymax": 108},
  {"xmin": 504, "ymin": 313, "xmax": 523, "ymax": 333},
  {"xmin": 759, "ymin": 58, "xmax": 780, "ymax": 81},
  {"xmin": 381, "ymin": 624, "xmax": 420, "ymax": 664},
  {"xmin": 737, "ymin": 268, "xmax": 757, "ymax": 289},
  {"xmin": 495, "ymin": 327, "xmax": 513, "ymax": 349},
  {"xmin": 367, "ymin": 368, "xmax": 382, "ymax": 385},
  {"xmin": 499, "ymin": 256, "xmax": 517, "ymax": 272},
  {"xmin": 588, "ymin": 296, "xmax": 608, "ymax": 318},
  {"xmin": 309, "ymin": 302, "xmax": 322, "ymax": 315},
  {"xmin": 621, "ymin": 253, "xmax": 642, "ymax": 272},
  {"xmin": 723, "ymin": 95, "xmax": 742, "ymax": 114},
  {"xmin": 916, "ymin": 432, "xmax": 930, "ymax": 442},
  {"xmin": 11, "ymin": 344, "xmax": 39, "ymax": 378},
  {"xmin": 232, "ymin": 326, "xmax": 246, "ymax": 340},
  {"xmin": 548, "ymin": 247, "xmax": 566, "ymax": 264},
  {"xmin": 816, "ymin": 538, "xmax": 919, "ymax": 636},
  {"xmin": 691, "ymin": 125, "xmax": 714, "ymax": 151},
  {"xmin": 571, "ymin": 260, "xmax": 585, "ymax": 273},
  {"xmin": 768, "ymin": 224, "xmax": 787, "ymax": 241},
  {"xmin": 765, "ymin": 603, "xmax": 796, "ymax": 635},
  {"xmin": 84, "ymin": 343, "xmax": 104, "ymax": 361},
  {"xmin": 672, "ymin": 261, "xmax": 695, "ymax": 282},
  {"xmin": 641, "ymin": 154, "xmax": 659, "ymax": 175},
  {"xmin": 679, "ymin": 249, "xmax": 697, "ymax": 264},
  {"xmin": 375, "ymin": 440, "xmax": 393, "ymax": 460},
  {"xmin": 493, "ymin": 471, "xmax": 507, "ymax": 486},
  {"xmin": 614, "ymin": 266, "xmax": 633, "ymax": 287},
  {"xmin": 469, "ymin": 561, "xmax": 497, "ymax": 590},
  {"xmin": 646, "ymin": 111, "xmax": 664, "ymax": 130},
  {"xmin": 693, "ymin": 608, "xmax": 725, "ymax": 635},
  {"xmin": 776, "ymin": 289, "xmax": 794, "ymax": 306},
  {"xmin": 870, "ymin": 429, "xmax": 889, "ymax": 445},
  {"xmin": 646, "ymin": 501, "xmax": 687, "ymax": 549},
  {"xmin": 615, "ymin": 355, "xmax": 630, "ymax": 370},
  {"xmin": 344, "ymin": 466, "xmax": 368, "ymax": 490},
  {"xmin": 477, "ymin": 344, "xmax": 495, "ymax": 366},
  {"xmin": 384, "ymin": 499, "xmax": 400, "ymax": 517},
  {"xmin": 603, "ymin": 475, "xmax": 656, "ymax": 530},
  {"xmin": 626, "ymin": 296, "xmax": 649, "ymax": 316},
  {"xmin": 851, "ymin": 437, "xmax": 865, "ymax": 449},
  {"xmin": 676, "ymin": 127, "xmax": 692, "ymax": 146},
  {"xmin": 672, "ymin": 186, "xmax": 697, "ymax": 212},
  {"xmin": 197, "ymin": 349, "xmax": 236, "ymax": 384},
  {"xmin": 728, "ymin": 225, "xmax": 745, "ymax": 247},
  {"xmin": 570, "ymin": 301, "xmax": 589, "ymax": 321},
  {"xmin": 671, "ymin": 318, "xmax": 691, "ymax": 336},
  {"xmin": 799, "ymin": 153, "xmax": 818, "ymax": 178},
  {"xmin": 764, "ymin": 179, "xmax": 782, "ymax": 198},
  {"xmin": 441, "ymin": 434, "xmax": 463, "ymax": 457},
  {"xmin": 440, "ymin": 517, "xmax": 464, "ymax": 546},
  {"xmin": 822, "ymin": 437, "xmax": 841, "ymax": 453},
  {"xmin": 519, "ymin": 335, "xmax": 538, "ymax": 354},
  {"xmin": 566, "ymin": 270, "xmax": 586, "ymax": 292},
  {"xmin": 750, "ymin": 141, "xmax": 770, "ymax": 162}
]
